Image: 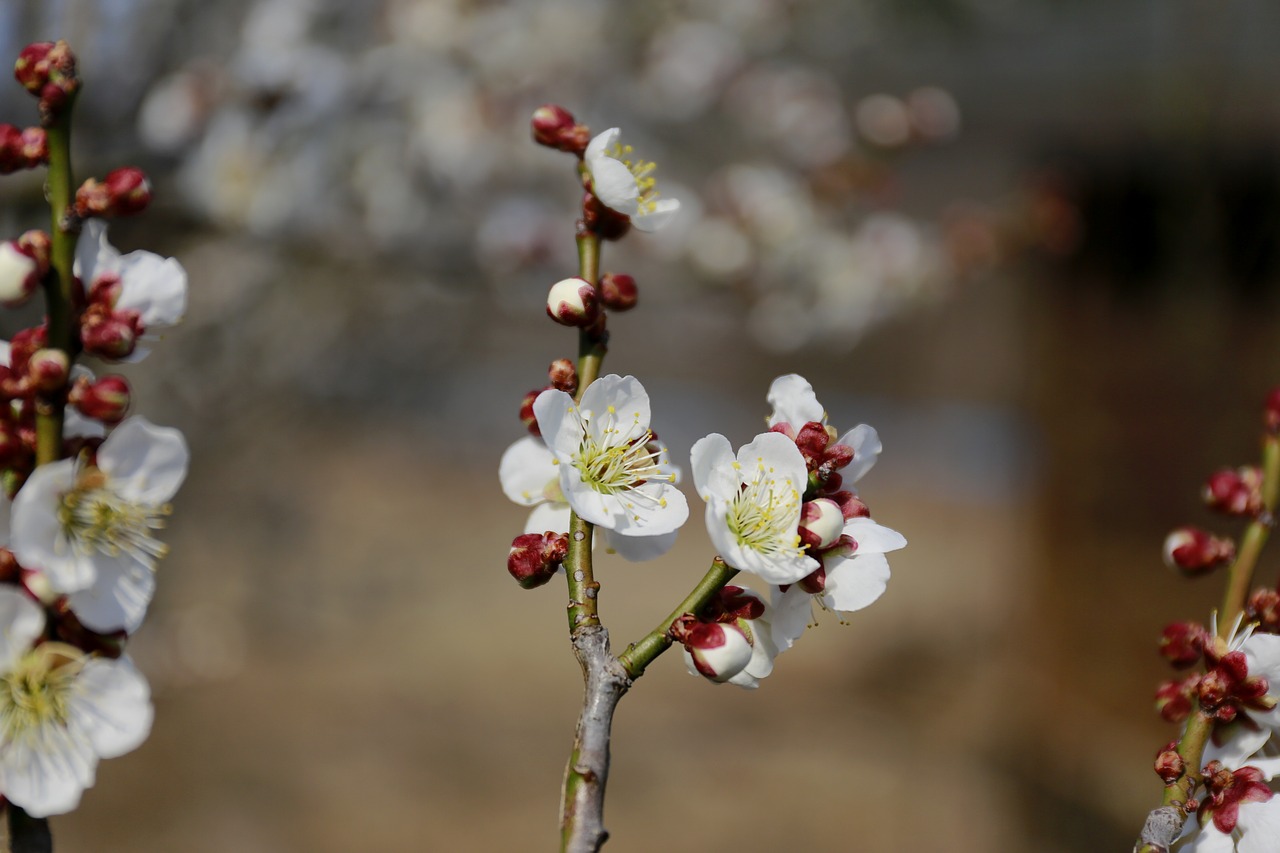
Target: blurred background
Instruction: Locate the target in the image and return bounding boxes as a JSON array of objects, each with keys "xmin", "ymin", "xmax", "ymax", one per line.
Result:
[{"xmin": 2, "ymin": 0, "xmax": 1280, "ymax": 850}]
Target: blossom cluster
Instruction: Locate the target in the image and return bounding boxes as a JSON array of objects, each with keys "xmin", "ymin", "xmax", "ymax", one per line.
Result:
[
  {"xmin": 0, "ymin": 41, "xmax": 188, "ymax": 819},
  {"xmin": 1146, "ymin": 390, "xmax": 1280, "ymax": 852},
  {"xmin": 501, "ymin": 107, "xmax": 904, "ymax": 692}
]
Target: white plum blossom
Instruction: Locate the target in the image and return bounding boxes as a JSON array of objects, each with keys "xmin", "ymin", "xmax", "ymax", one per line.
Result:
[
  {"xmin": 532, "ymin": 375, "xmax": 688, "ymax": 554},
  {"xmin": 1204, "ymin": 622, "xmax": 1280, "ymax": 769},
  {"xmin": 10, "ymin": 417, "xmax": 189, "ymax": 633},
  {"xmin": 1177, "ymin": 746, "xmax": 1280, "ymax": 853},
  {"xmin": 690, "ymin": 431, "xmax": 816, "ymax": 584},
  {"xmin": 499, "ymin": 433, "xmax": 680, "ymax": 561},
  {"xmin": 0, "ymin": 587, "xmax": 152, "ymax": 817},
  {"xmin": 584, "ymin": 128, "xmax": 681, "ymax": 232},
  {"xmin": 766, "ymin": 373, "xmax": 882, "ymax": 484},
  {"xmin": 73, "ymin": 219, "xmax": 187, "ymax": 361},
  {"xmin": 770, "ymin": 516, "xmax": 906, "ymax": 651}
]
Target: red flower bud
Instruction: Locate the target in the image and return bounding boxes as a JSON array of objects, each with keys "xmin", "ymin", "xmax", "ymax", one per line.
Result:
[
  {"xmin": 1266, "ymin": 387, "xmax": 1280, "ymax": 434},
  {"xmin": 507, "ymin": 532, "xmax": 568, "ymax": 589},
  {"xmin": 1163, "ymin": 526, "xmax": 1235, "ymax": 575},
  {"xmin": 1203, "ymin": 467, "xmax": 1263, "ymax": 516},
  {"xmin": 80, "ymin": 312, "xmax": 139, "ymax": 360},
  {"xmin": 798, "ymin": 499, "xmax": 844, "ymax": 550},
  {"xmin": 1159, "ymin": 621, "xmax": 1207, "ymax": 669},
  {"xmin": 1154, "ymin": 745, "xmax": 1185, "ymax": 785},
  {"xmin": 1247, "ymin": 588, "xmax": 1280, "ymax": 633},
  {"xmin": 519, "ymin": 387, "xmax": 549, "ymax": 437},
  {"xmin": 582, "ymin": 193, "xmax": 631, "ymax": 241},
  {"xmin": 75, "ymin": 167, "xmax": 152, "ymax": 218},
  {"xmin": 531, "ymin": 104, "xmax": 590, "ymax": 156},
  {"xmin": 598, "ymin": 272, "xmax": 638, "ymax": 312},
  {"xmin": 69, "ymin": 375, "xmax": 131, "ymax": 424},
  {"xmin": 548, "ymin": 359, "xmax": 577, "ymax": 395},
  {"xmin": 27, "ymin": 349, "xmax": 68, "ymax": 393}
]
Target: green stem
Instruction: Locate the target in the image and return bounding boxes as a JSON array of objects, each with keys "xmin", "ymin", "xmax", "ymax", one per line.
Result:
[
  {"xmin": 617, "ymin": 558, "xmax": 739, "ymax": 679},
  {"xmin": 575, "ymin": 231, "xmax": 604, "ymax": 394},
  {"xmin": 35, "ymin": 98, "xmax": 79, "ymax": 466}
]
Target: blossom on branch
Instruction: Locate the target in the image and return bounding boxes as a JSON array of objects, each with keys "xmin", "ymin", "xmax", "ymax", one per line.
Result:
[
  {"xmin": 74, "ymin": 220, "xmax": 187, "ymax": 362},
  {"xmin": 10, "ymin": 417, "xmax": 188, "ymax": 632},
  {"xmin": 0, "ymin": 587, "xmax": 152, "ymax": 817},
  {"xmin": 531, "ymin": 375, "xmax": 687, "ymax": 554},
  {"xmin": 584, "ymin": 128, "xmax": 680, "ymax": 233},
  {"xmin": 690, "ymin": 431, "xmax": 815, "ymax": 584}
]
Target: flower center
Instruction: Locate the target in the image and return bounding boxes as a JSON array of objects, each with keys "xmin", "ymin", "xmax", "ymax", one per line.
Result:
[
  {"xmin": 0, "ymin": 645, "xmax": 82, "ymax": 742},
  {"xmin": 58, "ymin": 468, "xmax": 170, "ymax": 564},
  {"xmin": 726, "ymin": 460, "xmax": 804, "ymax": 558},
  {"xmin": 605, "ymin": 140, "xmax": 663, "ymax": 213},
  {"xmin": 573, "ymin": 406, "xmax": 671, "ymax": 498}
]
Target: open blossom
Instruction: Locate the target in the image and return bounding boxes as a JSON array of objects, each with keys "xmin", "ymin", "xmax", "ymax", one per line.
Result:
[
  {"xmin": 0, "ymin": 587, "xmax": 152, "ymax": 816},
  {"xmin": 691, "ymin": 431, "xmax": 816, "ymax": 584},
  {"xmin": 10, "ymin": 416, "xmax": 188, "ymax": 632},
  {"xmin": 73, "ymin": 219, "xmax": 187, "ymax": 361},
  {"xmin": 532, "ymin": 374, "xmax": 688, "ymax": 551},
  {"xmin": 1203, "ymin": 620, "xmax": 1280, "ymax": 768},
  {"xmin": 499, "ymin": 433, "xmax": 680, "ymax": 561},
  {"xmin": 766, "ymin": 373, "xmax": 882, "ymax": 485},
  {"xmin": 584, "ymin": 128, "xmax": 680, "ymax": 232},
  {"xmin": 769, "ymin": 517, "xmax": 907, "ymax": 650}
]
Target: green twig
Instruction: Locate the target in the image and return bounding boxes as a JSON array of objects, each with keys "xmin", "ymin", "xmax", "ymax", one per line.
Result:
[{"xmin": 618, "ymin": 558, "xmax": 738, "ymax": 679}]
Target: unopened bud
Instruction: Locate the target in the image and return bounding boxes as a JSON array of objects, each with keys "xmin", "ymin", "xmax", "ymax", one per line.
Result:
[
  {"xmin": 598, "ymin": 273, "xmax": 638, "ymax": 311},
  {"xmin": 80, "ymin": 313, "xmax": 139, "ymax": 360},
  {"xmin": 75, "ymin": 167, "xmax": 152, "ymax": 218},
  {"xmin": 19, "ymin": 127, "xmax": 46, "ymax": 165},
  {"xmin": 1154, "ymin": 746, "xmax": 1185, "ymax": 784},
  {"xmin": 70, "ymin": 375, "xmax": 131, "ymax": 424},
  {"xmin": 27, "ymin": 349, "xmax": 68, "ymax": 393},
  {"xmin": 0, "ymin": 240, "xmax": 41, "ymax": 307},
  {"xmin": 797, "ymin": 565, "xmax": 827, "ymax": 594},
  {"xmin": 519, "ymin": 387, "xmax": 548, "ymax": 437},
  {"xmin": 1203, "ymin": 467, "xmax": 1263, "ymax": 516},
  {"xmin": 531, "ymin": 104, "xmax": 590, "ymax": 156},
  {"xmin": 827, "ymin": 490, "xmax": 870, "ymax": 519},
  {"xmin": 799, "ymin": 499, "xmax": 845, "ymax": 550},
  {"xmin": 507, "ymin": 532, "xmax": 568, "ymax": 589},
  {"xmin": 546, "ymin": 277, "xmax": 600, "ymax": 327},
  {"xmin": 1155, "ymin": 675, "xmax": 1199, "ymax": 723},
  {"xmin": 1247, "ymin": 588, "xmax": 1280, "ymax": 633},
  {"xmin": 673, "ymin": 615, "xmax": 753, "ymax": 683},
  {"xmin": 14, "ymin": 41, "xmax": 78, "ymax": 120},
  {"xmin": 0, "ymin": 125, "xmax": 28, "ymax": 173},
  {"xmin": 1163, "ymin": 527, "xmax": 1235, "ymax": 575},
  {"xmin": 704, "ymin": 585, "xmax": 767, "ymax": 623},
  {"xmin": 1159, "ymin": 622, "xmax": 1207, "ymax": 669},
  {"xmin": 795, "ymin": 421, "xmax": 832, "ymax": 469},
  {"xmin": 548, "ymin": 359, "xmax": 577, "ymax": 395}
]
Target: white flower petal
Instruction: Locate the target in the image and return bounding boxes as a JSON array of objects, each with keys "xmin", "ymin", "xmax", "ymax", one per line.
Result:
[
  {"xmin": 67, "ymin": 553, "xmax": 155, "ymax": 634},
  {"xmin": 0, "ymin": 588, "xmax": 44, "ymax": 672},
  {"xmin": 605, "ymin": 480, "xmax": 687, "ymax": 536},
  {"xmin": 768, "ymin": 585, "xmax": 814, "ymax": 652},
  {"xmin": 499, "ymin": 436, "xmax": 558, "ymax": 507},
  {"xmin": 842, "ymin": 517, "xmax": 907, "ymax": 555},
  {"xmin": 524, "ymin": 502, "xmax": 570, "ymax": 536},
  {"xmin": 766, "ymin": 374, "xmax": 824, "ymax": 429},
  {"xmin": 115, "ymin": 252, "xmax": 187, "ymax": 329},
  {"xmin": 97, "ymin": 417, "xmax": 189, "ymax": 504},
  {"xmin": 588, "ymin": 156, "xmax": 641, "ymax": 210},
  {"xmin": 68, "ymin": 657, "xmax": 153, "ymax": 759},
  {"xmin": 821, "ymin": 552, "xmax": 891, "ymax": 613},
  {"xmin": 631, "ymin": 198, "xmax": 680, "ymax": 232},
  {"xmin": 72, "ymin": 219, "xmax": 119, "ymax": 283},
  {"xmin": 1240, "ymin": 798, "xmax": 1280, "ymax": 853},
  {"xmin": 837, "ymin": 424, "xmax": 882, "ymax": 484},
  {"xmin": 600, "ymin": 527, "xmax": 677, "ymax": 562},
  {"xmin": 1, "ymin": 723, "xmax": 96, "ymax": 817},
  {"xmin": 578, "ymin": 375, "xmax": 651, "ymax": 441},
  {"xmin": 11, "ymin": 461, "xmax": 98, "ymax": 592},
  {"xmin": 532, "ymin": 388, "xmax": 580, "ymax": 460},
  {"xmin": 690, "ymin": 433, "xmax": 737, "ymax": 503},
  {"xmin": 737, "ymin": 431, "xmax": 809, "ymax": 497},
  {"xmin": 584, "ymin": 128, "xmax": 619, "ymax": 163}
]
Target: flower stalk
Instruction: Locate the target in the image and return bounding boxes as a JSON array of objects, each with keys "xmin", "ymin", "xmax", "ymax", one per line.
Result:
[
  {"xmin": 618, "ymin": 558, "xmax": 738, "ymax": 678},
  {"xmin": 34, "ymin": 100, "xmax": 77, "ymax": 467},
  {"xmin": 7, "ymin": 805, "xmax": 51, "ymax": 853}
]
